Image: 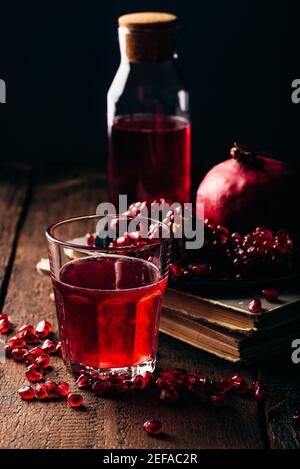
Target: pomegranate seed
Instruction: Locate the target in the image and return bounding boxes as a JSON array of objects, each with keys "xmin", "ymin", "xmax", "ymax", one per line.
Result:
[
  {"xmin": 92, "ymin": 379, "xmax": 111, "ymax": 396},
  {"xmin": 144, "ymin": 371, "xmax": 153, "ymax": 384},
  {"xmin": 0, "ymin": 313, "xmax": 10, "ymax": 321},
  {"xmin": 18, "ymin": 324, "xmax": 35, "ymax": 338},
  {"xmin": 67, "ymin": 393, "xmax": 83, "ymax": 407},
  {"xmin": 45, "ymin": 380, "xmax": 59, "ymax": 398},
  {"xmin": 231, "ymin": 376, "xmax": 248, "ymax": 395},
  {"xmin": 211, "ymin": 394, "xmax": 229, "ymax": 407},
  {"xmin": 26, "ymin": 364, "xmax": 44, "ymax": 383},
  {"xmin": 292, "ymin": 413, "xmax": 300, "ymax": 426},
  {"xmin": 190, "ymin": 263, "xmax": 209, "ymax": 277},
  {"xmin": 35, "ymin": 383, "xmax": 48, "ymax": 399},
  {"xmin": 160, "ymin": 387, "xmax": 180, "ymax": 405},
  {"xmin": 169, "ymin": 263, "xmax": 184, "ymax": 278},
  {"xmin": 86, "ymin": 233, "xmax": 95, "ymax": 247},
  {"xmin": 251, "ymin": 380, "xmax": 262, "ymax": 392},
  {"xmin": 196, "ymin": 375, "xmax": 212, "ymax": 390},
  {"xmin": 248, "ymin": 298, "xmax": 264, "ymax": 314},
  {"xmin": 5, "ymin": 344, "xmax": 13, "ymax": 357},
  {"xmin": 23, "ymin": 352, "xmax": 36, "ymax": 366},
  {"xmin": 57, "ymin": 382, "xmax": 70, "ymax": 397},
  {"xmin": 35, "ymin": 320, "xmax": 52, "ymax": 339},
  {"xmin": 0, "ymin": 318, "xmax": 12, "ymax": 333},
  {"xmin": 8, "ymin": 336, "xmax": 26, "ymax": 349},
  {"xmin": 262, "ymin": 289, "xmax": 279, "ymax": 302},
  {"xmin": 155, "ymin": 377, "xmax": 173, "ymax": 390},
  {"xmin": 160, "ymin": 370, "xmax": 175, "ymax": 380},
  {"xmin": 133, "ymin": 375, "xmax": 147, "ymax": 390},
  {"xmin": 29, "ymin": 346, "xmax": 44, "ymax": 358},
  {"xmin": 35, "ymin": 355, "xmax": 51, "ymax": 368},
  {"xmin": 18, "ymin": 386, "xmax": 35, "ymax": 400},
  {"xmin": 55, "ymin": 341, "xmax": 62, "ymax": 357},
  {"xmin": 11, "ymin": 347, "xmax": 28, "ymax": 361},
  {"xmin": 23, "ymin": 330, "xmax": 39, "ymax": 344},
  {"xmin": 41, "ymin": 339, "xmax": 57, "ymax": 354},
  {"xmin": 220, "ymin": 376, "xmax": 232, "ymax": 391},
  {"xmin": 254, "ymin": 388, "xmax": 265, "ymax": 401},
  {"xmin": 143, "ymin": 419, "xmax": 163, "ymax": 436},
  {"xmin": 76, "ymin": 374, "xmax": 92, "ymax": 389}
]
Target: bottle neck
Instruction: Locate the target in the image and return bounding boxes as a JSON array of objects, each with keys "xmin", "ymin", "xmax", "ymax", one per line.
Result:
[{"xmin": 118, "ymin": 27, "xmax": 177, "ymax": 64}]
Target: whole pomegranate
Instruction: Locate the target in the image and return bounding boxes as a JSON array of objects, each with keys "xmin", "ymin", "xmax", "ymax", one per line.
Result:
[{"xmin": 196, "ymin": 143, "xmax": 299, "ymax": 235}]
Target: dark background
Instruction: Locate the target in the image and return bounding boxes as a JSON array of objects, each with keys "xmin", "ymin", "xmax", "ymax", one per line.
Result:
[{"xmin": 0, "ymin": 0, "xmax": 299, "ymax": 182}]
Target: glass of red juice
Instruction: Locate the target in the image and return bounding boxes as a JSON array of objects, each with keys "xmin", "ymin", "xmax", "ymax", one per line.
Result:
[{"xmin": 46, "ymin": 215, "xmax": 172, "ymax": 380}]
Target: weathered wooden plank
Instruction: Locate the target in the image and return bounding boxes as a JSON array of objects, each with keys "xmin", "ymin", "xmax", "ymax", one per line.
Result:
[
  {"xmin": 0, "ymin": 165, "xmax": 30, "ymax": 305},
  {"xmin": 259, "ymin": 355, "xmax": 300, "ymax": 449},
  {"xmin": 0, "ymin": 167, "xmax": 264, "ymax": 449}
]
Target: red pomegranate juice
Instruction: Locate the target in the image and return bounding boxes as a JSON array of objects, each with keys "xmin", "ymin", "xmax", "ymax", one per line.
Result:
[
  {"xmin": 52, "ymin": 256, "xmax": 167, "ymax": 374},
  {"xmin": 108, "ymin": 115, "xmax": 191, "ymax": 205}
]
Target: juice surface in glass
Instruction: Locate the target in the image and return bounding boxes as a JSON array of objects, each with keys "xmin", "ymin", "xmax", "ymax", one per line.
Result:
[
  {"xmin": 52, "ymin": 255, "xmax": 168, "ymax": 372},
  {"xmin": 108, "ymin": 114, "xmax": 191, "ymax": 205}
]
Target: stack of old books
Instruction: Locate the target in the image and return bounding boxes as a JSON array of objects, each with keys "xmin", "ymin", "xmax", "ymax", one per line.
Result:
[{"xmin": 161, "ymin": 286, "xmax": 300, "ymax": 363}]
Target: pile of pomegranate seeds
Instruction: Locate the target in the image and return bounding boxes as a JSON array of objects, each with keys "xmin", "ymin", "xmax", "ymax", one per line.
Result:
[{"xmin": 170, "ymin": 222, "xmax": 296, "ymax": 281}]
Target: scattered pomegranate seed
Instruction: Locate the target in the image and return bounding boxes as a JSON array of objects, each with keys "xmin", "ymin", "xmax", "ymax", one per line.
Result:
[
  {"xmin": 160, "ymin": 370, "xmax": 175, "ymax": 380},
  {"xmin": 57, "ymin": 382, "xmax": 70, "ymax": 397},
  {"xmin": 35, "ymin": 383, "xmax": 48, "ymax": 399},
  {"xmin": 86, "ymin": 233, "xmax": 95, "ymax": 246},
  {"xmin": 45, "ymin": 380, "xmax": 59, "ymax": 398},
  {"xmin": 262, "ymin": 289, "xmax": 279, "ymax": 302},
  {"xmin": 76, "ymin": 374, "xmax": 92, "ymax": 389},
  {"xmin": 0, "ymin": 318, "xmax": 12, "ymax": 333},
  {"xmin": 8, "ymin": 336, "xmax": 26, "ymax": 349},
  {"xmin": 67, "ymin": 393, "xmax": 83, "ymax": 408},
  {"xmin": 29, "ymin": 346, "xmax": 44, "ymax": 358},
  {"xmin": 92, "ymin": 379, "xmax": 111, "ymax": 396},
  {"xmin": 248, "ymin": 298, "xmax": 264, "ymax": 314},
  {"xmin": 18, "ymin": 386, "xmax": 35, "ymax": 400},
  {"xmin": 23, "ymin": 352, "xmax": 36, "ymax": 366},
  {"xmin": 0, "ymin": 313, "xmax": 10, "ymax": 321},
  {"xmin": 35, "ymin": 355, "xmax": 51, "ymax": 368},
  {"xmin": 155, "ymin": 377, "xmax": 173, "ymax": 390},
  {"xmin": 11, "ymin": 348, "xmax": 28, "ymax": 361},
  {"xmin": 18, "ymin": 324, "xmax": 35, "ymax": 338},
  {"xmin": 5, "ymin": 344, "xmax": 13, "ymax": 357},
  {"xmin": 220, "ymin": 376, "xmax": 232, "ymax": 391},
  {"xmin": 26, "ymin": 364, "xmax": 44, "ymax": 383},
  {"xmin": 292, "ymin": 413, "xmax": 300, "ymax": 426},
  {"xmin": 133, "ymin": 375, "xmax": 148, "ymax": 390},
  {"xmin": 35, "ymin": 321, "xmax": 52, "ymax": 339},
  {"xmin": 144, "ymin": 371, "xmax": 153, "ymax": 384},
  {"xmin": 189, "ymin": 263, "xmax": 209, "ymax": 277},
  {"xmin": 160, "ymin": 387, "xmax": 180, "ymax": 405},
  {"xmin": 41, "ymin": 339, "xmax": 57, "ymax": 354},
  {"xmin": 143, "ymin": 419, "xmax": 163, "ymax": 436},
  {"xmin": 55, "ymin": 341, "xmax": 62, "ymax": 357},
  {"xmin": 231, "ymin": 375, "xmax": 248, "ymax": 395},
  {"xmin": 169, "ymin": 263, "xmax": 185, "ymax": 278},
  {"xmin": 254, "ymin": 388, "xmax": 265, "ymax": 401},
  {"xmin": 23, "ymin": 330, "xmax": 39, "ymax": 344},
  {"xmin": 211, "ymin": 394, "xmax": 229, "ymax": 407},
  {"xmin": 251, "ymin": 380, "xmax": 262, "ymax": 392}
]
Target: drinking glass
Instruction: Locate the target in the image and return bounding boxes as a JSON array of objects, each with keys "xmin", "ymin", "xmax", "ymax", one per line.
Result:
[{"xmin": 46, "ymin": 215, "xmax": 171, "ymax": 379}]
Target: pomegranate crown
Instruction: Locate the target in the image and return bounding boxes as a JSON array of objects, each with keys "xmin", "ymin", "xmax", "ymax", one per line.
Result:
[{"xmin": 230, "ymin": 142, "xmax": 260, "ymax": 166}]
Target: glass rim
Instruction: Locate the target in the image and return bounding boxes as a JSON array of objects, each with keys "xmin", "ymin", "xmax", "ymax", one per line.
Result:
[{"xmin": 46, "ymin": 214, "xmax": 172, "ymax": 252}]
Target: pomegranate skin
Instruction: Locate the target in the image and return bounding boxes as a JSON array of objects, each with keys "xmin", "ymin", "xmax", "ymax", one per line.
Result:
[{"xmin": 196, "ymin": 144, "xmax": 298, "ymax": 235}]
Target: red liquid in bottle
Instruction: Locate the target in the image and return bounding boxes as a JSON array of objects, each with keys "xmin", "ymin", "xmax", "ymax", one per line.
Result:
[
  {"xmin": 108, "ymin": 115, "xmax": 191, "ymax": 205},
  {"xmin": 52, "ymin": 256, "xmax": 167, "ymax": 371}
]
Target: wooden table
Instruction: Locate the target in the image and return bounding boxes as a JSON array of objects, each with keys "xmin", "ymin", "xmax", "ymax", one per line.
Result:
[{"xmin": 0, "ymin": 163, "xmax": 299, "ymax": 450}]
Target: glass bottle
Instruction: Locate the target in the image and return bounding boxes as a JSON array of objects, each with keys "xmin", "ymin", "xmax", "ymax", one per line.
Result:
[{"xmin": 107, "ymin": 12, "xmax": 191, "ymax": 206}]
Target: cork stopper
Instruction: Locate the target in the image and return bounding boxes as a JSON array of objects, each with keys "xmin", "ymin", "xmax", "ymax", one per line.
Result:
[{"xmin": 118, "ymin": 12, "xmax": 178, "ymax": 63}]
